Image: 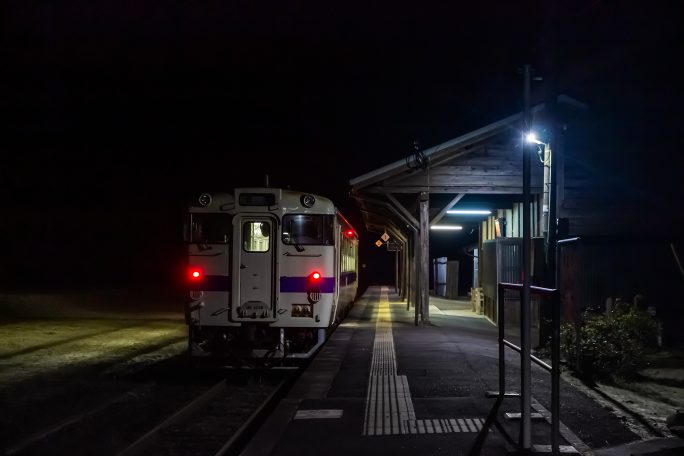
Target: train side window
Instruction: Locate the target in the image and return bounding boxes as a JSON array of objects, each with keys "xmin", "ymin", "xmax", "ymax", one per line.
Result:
[
  {"xmin": 243, "ymin": 221, "xmax": 270, "ymax": 252},
  {"xmin": 282, "ymin": 214, "xmax": 334, "ymax": 245}
]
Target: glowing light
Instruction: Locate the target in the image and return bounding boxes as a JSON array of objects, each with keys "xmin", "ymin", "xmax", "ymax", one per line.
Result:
[
  {"xmin": 526, "ymin": 132, "xmax": 544, "ymax": 145},
  {"xmin": 311, "ymin": 271, "xmax": 321, "ymax": 281},
  {"xmin": 346, "ymin": 230, "xmax": 354, "ymax": 236},
  {"xmin": 446, "ymin": 209, "xmax": 491, "ymax": 215},
  {"xmin": 190, "ymin": 269, "xmax": 202, "ymax": 280},
  {"xmin": 430, "ymin": 225, "xmax": 463, "ymax": 230}
]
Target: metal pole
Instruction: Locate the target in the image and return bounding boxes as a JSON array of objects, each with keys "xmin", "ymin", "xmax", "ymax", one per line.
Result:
[
  {"xmin": 552, "ymin": 289, "xmax": 560, "ymax": 454},
  {"xmin": 521, "ymin": 63, "xmax": 532, "ymax": 450},
  {"xmin": 548, "ymin": 141, "xmax": 556, "ymax": 276},
  {"xmin": 544, "ymin": 0, "xmax": 559, "ymax": 292},
  {"xmin": 468, "ymin": 282, "xmax": 508, "ymax": 456},
  {"xmin": 498, "ymin": 284, "xmax": 506, "ymax": 397}
]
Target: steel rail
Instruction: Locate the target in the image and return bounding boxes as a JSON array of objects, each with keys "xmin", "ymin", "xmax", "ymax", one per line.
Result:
[
  {"xmin": 116, "ymin": 379, "xmax": 229, "ymax": 456},
  {"xmin": 5, "ymin": 383, "xmax": 154, "ymax": 456},
  {"xmin": 214, "ymin": 377, "xmax": 289, "ymax": 456}
]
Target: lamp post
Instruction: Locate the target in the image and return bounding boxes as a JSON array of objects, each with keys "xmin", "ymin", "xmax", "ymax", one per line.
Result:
[
  {"xmin": 521, "ymin": 64, "xmax": 532, "ymax": 451},
  {"xmin": 521, "ymin": 64, "xmax": 560, "ymax": 453},
  {"xmin": 521, "ymin": 65, "xmax": 559, "ymax": 452},
  {"xmin": 527, "ymin": 130, "xmax": 561, "ymax": 455}
]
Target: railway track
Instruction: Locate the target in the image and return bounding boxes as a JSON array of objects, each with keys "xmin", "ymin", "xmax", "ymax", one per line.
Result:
[
  {"xmin": 2, "ymin": 364, "xmax": 297, "ymax": 456},
  {"xmin": 117, "ymin": 369, "xmax": 295, "ymax": 456},
  {"xmin": 0, "ymin": 311, "xmax": 312, "ymax": 456}
]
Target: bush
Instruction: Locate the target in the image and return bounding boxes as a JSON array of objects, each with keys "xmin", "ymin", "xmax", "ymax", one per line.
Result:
[{"xmin": 561, "ymin": 301, "xmax": 658, "ymax": 381}]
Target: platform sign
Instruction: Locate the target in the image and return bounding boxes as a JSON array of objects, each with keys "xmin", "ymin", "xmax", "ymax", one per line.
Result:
[
  {"xmin": 386, "ymin": 240, "xmax": 402, "ymax": 251},
  {"xmin": 375, "ymin": 240, "xmax": 383, "ymax": 247},
  {"xmin": 381, "ymin": 232, "xmax": 390, "ymax": 242}
]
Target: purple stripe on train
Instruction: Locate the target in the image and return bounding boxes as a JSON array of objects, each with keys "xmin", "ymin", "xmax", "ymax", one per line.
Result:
[
  {"xmin": 280, "ymin": 276, "xmax": 335, "ymax": 293},
  {"xmin": 189, "ymin": 275, "xmax": 231, "ymax": 291}
]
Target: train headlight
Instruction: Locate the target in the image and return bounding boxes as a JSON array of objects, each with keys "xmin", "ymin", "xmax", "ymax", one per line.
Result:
[
  {"xmin": 198, "ymin": 193, "xmax": 212, "ymax": 207},
  {"xmin": 300, "ymin": 194, "xmax": 315, "ymax": 208}
]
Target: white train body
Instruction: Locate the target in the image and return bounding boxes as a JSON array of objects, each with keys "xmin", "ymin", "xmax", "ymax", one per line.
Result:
[{"xmin": 184, "ymin": 188, "xmax": 358, "ymax": 362}]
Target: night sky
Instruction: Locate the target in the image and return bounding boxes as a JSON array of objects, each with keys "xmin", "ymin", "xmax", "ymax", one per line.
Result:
[{"xmin": 2, "ymin": 2, "xmax": 682, "ymax": 291}]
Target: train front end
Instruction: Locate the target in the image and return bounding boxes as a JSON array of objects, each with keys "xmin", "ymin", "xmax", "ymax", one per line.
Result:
[{"xmin": 184, "ymin": 188, "xmax": 339, "ymax": 364}]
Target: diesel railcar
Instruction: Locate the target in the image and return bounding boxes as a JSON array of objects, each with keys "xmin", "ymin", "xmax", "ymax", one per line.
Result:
[{"xmin": 184, "ymin": 188, "xmax": 358, "ymax": 364}]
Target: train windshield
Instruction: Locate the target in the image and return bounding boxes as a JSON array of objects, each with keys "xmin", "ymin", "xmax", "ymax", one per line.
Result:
[
  {"xmin": 187, "ymin": 213, "xmax": 232, "ymax": 244},
  {"xmin": 282, "ymin": 214, "xmax": 334, "ymax": 245}
]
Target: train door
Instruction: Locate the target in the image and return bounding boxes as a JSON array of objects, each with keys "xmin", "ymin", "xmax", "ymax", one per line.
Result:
[{"xmin": 232, "ymin": 216, "xmax": 277, "ymax": 321}]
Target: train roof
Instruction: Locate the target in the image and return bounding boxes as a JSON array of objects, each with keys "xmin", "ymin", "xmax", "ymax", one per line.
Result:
[{"xmin": 189, "ymin": 188, "xmax": 336, "ymax": 215}]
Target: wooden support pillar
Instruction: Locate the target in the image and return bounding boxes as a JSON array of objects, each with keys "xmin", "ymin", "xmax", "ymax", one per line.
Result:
[
  {"xmin": 383, "ymin": 194, "xmax": 419, "ymax": 314},
  {"xmin": 398, "ymin": 246, "xmax": 405, "ymax": 300},
  {"xmin": 406, "ymin": 235, "xmax": 412, "ymax": 315},
  {"xmin": 411, "ymin": 232, "xmax": 418, "ymax": 324},
  {"xmin": 419, "ymin": 191, "xmax": 430, "ymax": 324},
  {"xmin": 404, "ymin": 244, "xmax": 409, "ymax": 301},
  {"xmin": 405, "ymin": 241, "xmax": 411, "ymax": 309},
  {"xmin": 395, "ymin": 250, "xmax": 399, "ymax": 294}
]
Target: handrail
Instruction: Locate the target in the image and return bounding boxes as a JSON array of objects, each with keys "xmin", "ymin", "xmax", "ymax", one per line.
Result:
[
  {"xmin": 502, "ymin": 339, "xmax": 552, "ymax": 372},
  {"xmin": 469, "ymin": 282, "xmax": 562, "ymax": 455}
]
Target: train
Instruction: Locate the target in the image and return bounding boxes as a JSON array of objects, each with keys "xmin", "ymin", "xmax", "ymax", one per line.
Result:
[{"xmin": 183, "ymin": 187, "xmax": 359, "ymax": 365}]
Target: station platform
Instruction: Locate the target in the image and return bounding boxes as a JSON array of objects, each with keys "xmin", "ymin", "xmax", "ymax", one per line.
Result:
[{"xmin": 239, "ymin": 286, "xmax": 660, "ymax": 455}]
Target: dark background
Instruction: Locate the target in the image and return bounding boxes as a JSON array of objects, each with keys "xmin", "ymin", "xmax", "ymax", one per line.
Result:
[{"xmin": 1, "ymin": 1, "xmax": 682, "ymax": 293}]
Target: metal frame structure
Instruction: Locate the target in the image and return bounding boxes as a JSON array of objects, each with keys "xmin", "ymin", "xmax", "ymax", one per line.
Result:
[{"xmin": 469, "ymin": 282, "xmax": 561, "ymax": 455}]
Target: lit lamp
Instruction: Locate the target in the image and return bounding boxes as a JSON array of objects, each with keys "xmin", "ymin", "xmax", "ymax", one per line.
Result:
[
  {"xmin": 525, "ymin": 132, "xmax": 545, "ymax": 145},
  {"xmin": 526, "ymin": 132, "xmax": 552, "ymax": 236},
  {"xmin": 430, "ymin": 225, "xmax": 463, "ymax": 230},
  {"xmin": 445, "ymin": 209, "xmax": 491, "ymax": 215}
]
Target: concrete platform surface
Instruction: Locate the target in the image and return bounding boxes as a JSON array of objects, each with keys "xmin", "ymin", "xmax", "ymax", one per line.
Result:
[{"xmin": 240, "ymin": 286, "xmax": 677, "ymax": 456}]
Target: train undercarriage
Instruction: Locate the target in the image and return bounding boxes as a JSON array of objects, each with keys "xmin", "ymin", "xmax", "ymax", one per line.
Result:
[{"xmin": 188, "ymin": 324, "xmax": 327, "ymax": 367}]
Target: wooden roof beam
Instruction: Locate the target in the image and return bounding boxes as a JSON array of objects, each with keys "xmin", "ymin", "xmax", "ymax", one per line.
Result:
[
  {"xmin": 368, "ymin": 186, "xmax": 543, "ymax": 194},
  {"xmin": 385, "ymin": 193, "xmax": 419, "ymax": 228},
  {"xmin": 430, "ymin": 193, "xmax": 465, "ymax": 226}
]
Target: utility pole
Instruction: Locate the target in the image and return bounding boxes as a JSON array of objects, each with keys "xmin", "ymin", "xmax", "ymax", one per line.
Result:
[
  {"xmin": 521, "ymin": 63, "xmax": 533, "ymax": 451},
  {"xmin": 544, "ymin": 0, "xmax": 559, "ymax": 291}
]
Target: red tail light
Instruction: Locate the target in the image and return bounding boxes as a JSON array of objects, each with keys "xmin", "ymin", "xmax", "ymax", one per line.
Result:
[
  {"xmin": 346, "ymin": 230, "xmax": 354, "ymax": 237},
  {"xmin": 309, "ymin": 271, "xmax": 321, "ymax": 282},
  {"xmin": 190, "ymin": 268, "xmax": 202, "ymax": 280}
]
